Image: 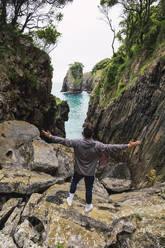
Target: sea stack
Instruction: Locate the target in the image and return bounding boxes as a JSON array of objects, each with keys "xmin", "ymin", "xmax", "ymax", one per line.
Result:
[{"xmin": 61, "ymin": 62, "xmax": 84, "ymax": 93}]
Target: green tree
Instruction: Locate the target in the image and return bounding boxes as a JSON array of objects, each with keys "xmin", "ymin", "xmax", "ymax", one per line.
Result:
[
  {"xmin": 0, "ymin": 0, "xmax": 73, "ymax": 32},
  {"xmin": 69, "ymin": 62, "xmax": 84, "ymax": 80},
  {"xmin": 100, "ymin": 0, "xmax": 161, "ymax": 56},
  {"xmin": 32, "ymin": 25, "xmax": 61, "ymax": 53},
  {"xmin": 92, "ymin": 58, "xmax": 111, "ymax": 74}
]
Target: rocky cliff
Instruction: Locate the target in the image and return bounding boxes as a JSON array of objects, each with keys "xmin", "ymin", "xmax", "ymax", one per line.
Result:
[
  {"xmin": 82, "ymin": 71, "xmax": 99, "ymax": 93},
  {"xmin": 0, "ymin": 30, "xmax": 69, "ymax": 136},
  {"xmin": 86, "ymin": 46, "xmax": 165, "ymax": 189},
  {"xmin": 0, "ymin": 120, "xmax": 165, "ymax": 248},
  {"xmin": 61, "ymin": 61, "xmax": 99, "ymax": 94},
  {"xmin": 61, "ymin": 62, "xmax": 83, "ymax": 93}
]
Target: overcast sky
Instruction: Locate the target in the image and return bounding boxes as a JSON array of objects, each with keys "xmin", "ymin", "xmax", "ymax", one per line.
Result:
[{"xmin": 50, "ymin": 0, "xmax": 122, "ymax": 93}]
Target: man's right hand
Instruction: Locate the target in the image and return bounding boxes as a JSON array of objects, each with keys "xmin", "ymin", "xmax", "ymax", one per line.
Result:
[
  {"xmin": 128, "ymin": 140, "xmax": 141, "ymax": 148},
  {"xmin": 42, "ymin": 130, "xmax": 51, "ymax": 137}
]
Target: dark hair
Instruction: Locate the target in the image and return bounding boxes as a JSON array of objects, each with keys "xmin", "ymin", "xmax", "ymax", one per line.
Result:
[{"xmin": 82, "ymin": 123, "xmax": 93, "ymax": 139}]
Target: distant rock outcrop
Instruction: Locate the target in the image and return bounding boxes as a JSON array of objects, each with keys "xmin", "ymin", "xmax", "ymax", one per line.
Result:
[
  {"xmin": 61, "ymin": 62, "xmax": 83, "ymax": 93},
  {"xmin": 61, "ymin": 69, "xmax": 100, "ymax": 94},
  {"xmin": 0, "ymin": 30, "xmax": 69, "ymax": 137},
  {"xmin": 61, "ymin": 68, "xmax": 82, "ymax": 93}
]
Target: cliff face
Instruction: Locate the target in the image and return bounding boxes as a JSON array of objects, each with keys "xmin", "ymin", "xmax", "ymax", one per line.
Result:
[
  {"xmin": 61, "ymin": 67, "xmax": 83, "ymax": 93},
  {"xmin": 86, "ymin": 46, "xmax": 165, "ymax": 188},
  {"xmin": 82, "ymin": 71, "xmax": 100, "ymax": 93},
  {"xmin": 0, "ymin": 31, "xmax": 69, "ymax": 136}
]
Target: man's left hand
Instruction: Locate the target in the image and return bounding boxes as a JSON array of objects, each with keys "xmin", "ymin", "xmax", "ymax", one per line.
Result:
[{"xmin": 128, "ymin": 140, "xmax": 141, "ymax": 148}]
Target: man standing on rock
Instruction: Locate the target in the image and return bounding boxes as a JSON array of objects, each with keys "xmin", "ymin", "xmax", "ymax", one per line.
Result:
[{"xmin": 42, "ymin": 124, "xmax": 140, "ymax": 212}]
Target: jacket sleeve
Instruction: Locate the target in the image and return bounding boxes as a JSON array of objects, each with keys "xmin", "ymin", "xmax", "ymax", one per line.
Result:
[
  {"xmin": 96, "ymin": 141, "xmax": 128, "ymax": 153},
  {"xmin": 49, "ymin": 135, "xmax": 78, "ymax": 148}
]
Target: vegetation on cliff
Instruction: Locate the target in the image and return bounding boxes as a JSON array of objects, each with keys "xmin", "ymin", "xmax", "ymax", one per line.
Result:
[
  {"xmin": 69, "ymin": 61, "xmax": 84, "ymax": 87},
  {"xmin": 90, "ymin": 0, "xmax": 165, "ymax": 106}
]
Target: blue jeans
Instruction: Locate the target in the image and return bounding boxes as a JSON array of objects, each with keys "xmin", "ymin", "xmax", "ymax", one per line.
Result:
[{"xmin": 70, "ymin": 172, "xmax": 95, "ymax": 204}]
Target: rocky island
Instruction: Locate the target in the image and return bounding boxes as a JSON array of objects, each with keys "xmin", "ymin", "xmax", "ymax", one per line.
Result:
[
  {"xmin": 61, "ymin": 62, "xmax": 97, "ymax": 94},
  {"xmin": 61, "ymin": 62, "xmax": 84, "ymax": 93}
]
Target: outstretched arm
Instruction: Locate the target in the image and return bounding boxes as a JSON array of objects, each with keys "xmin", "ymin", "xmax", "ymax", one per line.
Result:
[
  {"xmin": 42, "ymin": 130, "xmax": 78, "ymax": 148},
  {"xmin": 96, "ymin": 140, "xmax": 141, "ymax": 153}
]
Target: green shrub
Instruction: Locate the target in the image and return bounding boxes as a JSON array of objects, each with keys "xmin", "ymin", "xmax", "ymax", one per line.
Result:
[
  {"xmin": 50, "ymin": 65, "xmax": 54, "ymax": 72},
  {"xmin": 92, "ymin": 58, "xmax": 111, "ymax": 74},
  {"xmin": 115, "ymin": 80, "xmax": 125, "ymax": 98},
  {"xmin": 0, "ymin": 23, "xmax": 22, "ymax": 37},
  {"xmin": 101, "ymin": 53, "xmax": 124, "ymax": 92},
  {"xmin": 139, "ymin": 63, "xmax": 148, "ymax": 74},
  {"xmin": 68, "ymin": 62, "xmax": 84, "ymax": 87},
  {"xmin": 23, "ymin": 58, "xmax": 29, "ymax": 64},
  {"xmin": 56, "ymin": 243, "xmax": 64, "ymax": 248},
  {"xmin": 69, "ymin": 62, "xmax": 84, "ymax": 79},
  {"xmin": 55, "ymin": 97, "xmax": 62, "ymax": 105},
  {"xmin": 135, "ymin": 213, "xmax": 142, "ymax": 221}
]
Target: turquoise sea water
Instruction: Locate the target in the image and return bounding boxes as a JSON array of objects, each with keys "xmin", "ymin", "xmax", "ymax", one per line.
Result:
[{"xmin": 53, "ymin": 83, "xmax": 90, "ymax": 139}]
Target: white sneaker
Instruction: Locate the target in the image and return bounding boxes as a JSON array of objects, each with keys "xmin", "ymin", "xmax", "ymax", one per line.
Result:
[
  {"xmin": 85, "ymin": 204, "xmax": 93, "ymax": 212},
  {"xmin": 66, "ymin": 193, "xmax": 74, "ymax": 206}
]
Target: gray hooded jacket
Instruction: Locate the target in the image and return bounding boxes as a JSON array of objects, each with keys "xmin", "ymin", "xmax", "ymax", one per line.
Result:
[{"xmin": 50, "ymin": 136, "xmax": 128, "ymax": 176}]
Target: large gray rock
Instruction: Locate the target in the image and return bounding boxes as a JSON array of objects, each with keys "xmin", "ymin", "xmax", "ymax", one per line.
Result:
[
  {"xmin": 2, "ymin": 204, "xmax": 24, "ymax": 236},
  {"xmin": 14, "ymin": 219, "xmax": 46, "ymax": 248},
  {"xmin": 0, "ymin": 167, "xmax": 58, "ymax": 195},
  {"xmin": 0, "ymin": 120, "xmax": 61, "ymax": 177},
  {"xmin": 52, "ymin": 144, "xmax": 74, "ymax": 179},
  {"xmin": 100, "ymin": 162, "xmax": 131, "ymax": 180},
  {"xmin": 99, "ymin": 162, "xmax": 132, "ymax": 192},
  {"xmin": 0, "ymin": 120, "xmax": 39, "ymax": 168},
  {"xmin": 31, "ymin": 139, "xmax": 58, "ymax": 175},
  {"xmin": 101, "ymin": 177, "xmax": 132, "ymax": 192}
]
